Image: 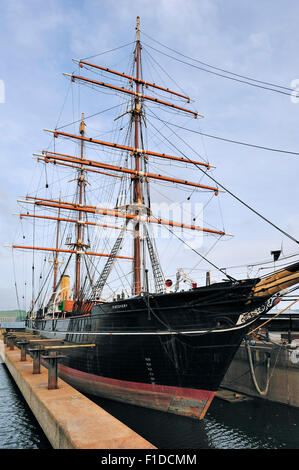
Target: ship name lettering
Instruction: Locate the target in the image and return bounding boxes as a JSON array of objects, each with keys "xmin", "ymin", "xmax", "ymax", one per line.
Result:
[{"xmin": 112, "ymin": 303, "xmax": 128, "ymax": 309}]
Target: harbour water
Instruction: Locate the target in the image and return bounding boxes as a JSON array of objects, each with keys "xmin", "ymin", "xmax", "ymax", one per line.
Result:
[
  {"xmin": 89, "ymin": 393, "xmax": 299, "ymax": 449},
  {"xmin": 0, "ymin": 360, "xmax": 298, "ymax": 450},
  {"xmin": 0, "ymin": 364, "xmax": 50, "ymax": 449}
]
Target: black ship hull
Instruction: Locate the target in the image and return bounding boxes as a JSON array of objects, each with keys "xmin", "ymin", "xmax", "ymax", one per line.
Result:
[{"xmin": 26, "ymin": 280, "xmax": 275, "ymax": 419}]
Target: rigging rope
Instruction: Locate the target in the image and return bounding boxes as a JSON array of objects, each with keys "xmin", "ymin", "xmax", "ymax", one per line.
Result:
[
  {"xmin": 141, "ymin": 31, "xmax": 294, "ymax": 93},
  {"xmin": 155, "ymin": 216, "xmax": 236, "ymax": 281},
  {"xmin": 80, "ymin": 41, "xmax": 136, "ymax": 61},
  {"xmin": 153, "ymin": 119, "xmax": 299, "ymax": 157},
  {"xmin": 142, "ymin": 40, "xmax": 294, "ymax": 97},
  {"xmin": 55, "ymin": 103, "xmax": 127, "ymax": 130},
  {"xmin": 12, "ymin": 249, "xmax": 22, "ymax": 319},
  {"xmin": 147, "ymin": 112, "xmax": 299, "ymax": 246}
]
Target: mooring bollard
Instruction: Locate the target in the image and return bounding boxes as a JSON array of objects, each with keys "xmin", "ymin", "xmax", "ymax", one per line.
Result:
[
  {"xmin": 4, "ymin": 334, "xmax": 15, "ymax": 349},
  {"xmin": 41, "ymin": 352, "xmax": 66, "ymax": 390},
  {"xmin": 17, "ymin": 340, "xmax": 29, "ymax": 362},
  {"xmin": 2, "ymin": 332, "xmax": 8, "ymax": 345},
  {"xmin": 8, "ymin": 335, "xmax": 15, "ymax": 350},
  {"xmin": 28, "ymin": 346, "xmax": 44, "ymax": 374}
]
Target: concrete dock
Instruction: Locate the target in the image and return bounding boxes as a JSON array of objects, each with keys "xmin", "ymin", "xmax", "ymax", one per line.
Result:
[
  {"xmin": 0, "ymin": 335, "xmax": 156, "ymax": 449},
  {"xmin": 221, "ymin": 336, "xmax": 299, "ymax": 408}
]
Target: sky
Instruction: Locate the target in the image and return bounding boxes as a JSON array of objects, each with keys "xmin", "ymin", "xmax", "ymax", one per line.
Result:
[{"xmin": 1, "ymin": 0, "xmax": 299, "ymax": 309}]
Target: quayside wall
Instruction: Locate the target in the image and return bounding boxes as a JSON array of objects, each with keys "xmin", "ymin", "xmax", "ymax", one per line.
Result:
[
  {"xmin": 221, "ymin": 338, "xmax": 299, "ymax": 408},
  {"xmin": 0, "ymin": 336, "xmax": 155, "ymax": 449}
]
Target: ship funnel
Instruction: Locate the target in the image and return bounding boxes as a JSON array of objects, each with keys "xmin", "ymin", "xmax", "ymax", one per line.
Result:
[
  {"xmin": 60, "ymin": 275, "xmax": 70, "ymax": 300},
  {"xmin": 253, "ymin": 261, "xmax": 299, "ymax": 297}
]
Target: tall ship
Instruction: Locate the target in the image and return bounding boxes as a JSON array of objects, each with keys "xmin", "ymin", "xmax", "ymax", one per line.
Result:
[{"xmin": 11, "ymin": 18, "xmax": 299, "ymax": 420}]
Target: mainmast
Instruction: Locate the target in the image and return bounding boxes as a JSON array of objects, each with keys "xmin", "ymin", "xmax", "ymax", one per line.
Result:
[
  {"xmin": 75, "ymin": 113, "xmax": 86, "ymax": 300},
  {"xmin": 133, "ymin": 16, "xmax": 142, "ymax": 295}
]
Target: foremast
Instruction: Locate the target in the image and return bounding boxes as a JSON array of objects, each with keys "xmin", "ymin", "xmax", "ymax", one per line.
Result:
[
  {"xmin": 51, "ymin": 192, "xmax": 61, "ymax": 297},
  {"xmin": 75, "ymin": 113, "xmax": 86, "ymax": 300}
]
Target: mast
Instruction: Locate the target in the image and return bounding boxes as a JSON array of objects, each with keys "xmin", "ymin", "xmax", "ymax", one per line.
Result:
[
  {"xmin": 75, "ymin": 113, "xmax": 86, "ymax": 300},
  {"xmin": 14, "ymin": 18, "xmax": 229, "ymax": 306},
  {"xmin": 53, "ymin": 192, "xmax": 61, "ymax": 294},
  {"xmin": 133, "ymin": 16, "xmax": 142, "ymax": 295}
]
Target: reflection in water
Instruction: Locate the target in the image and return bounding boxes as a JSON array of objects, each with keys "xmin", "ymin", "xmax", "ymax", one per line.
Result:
[
  {"xmin": 0, "ymin": 364, "xmax": 50, "ymax": 449},
  {"xmin": 1, "ymin": 359, "xmax": 298, "ymax": 450},
  {"xmin": 205, "ymin": 397, "xmax": 299, "ymax": 449},
  {"xmin": 87, "ymin": 393, "xmax": 299, "ymax": 449}
]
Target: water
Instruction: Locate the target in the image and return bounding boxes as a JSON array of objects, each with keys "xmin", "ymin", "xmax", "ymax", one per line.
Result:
[
  {"xmin": 0, "ymin": 364, "xmax": 50, "ymax": 449},
  {"xmin": 0, "ymin": 359, "xmax": 298, "ymax": 449},
  {"xmin": 87, "ymin": 394, "xmax": 299, "ymax": 449}
]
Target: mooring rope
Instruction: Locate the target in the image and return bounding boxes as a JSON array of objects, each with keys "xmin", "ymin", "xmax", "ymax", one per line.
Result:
[{"xmin": 246, "ymin": 340, "xmax": 271, "ymax": 396}]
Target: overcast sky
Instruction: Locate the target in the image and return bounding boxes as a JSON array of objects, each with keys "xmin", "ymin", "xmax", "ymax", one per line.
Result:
[{"xmin": 1, "ymin": 0, "xmax": 299, "ymax": 309}]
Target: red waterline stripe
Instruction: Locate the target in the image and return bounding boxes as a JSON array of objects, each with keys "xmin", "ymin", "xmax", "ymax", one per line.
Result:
[{"xmin": 59, "ymin": 364, "xmax": 215, "ymax": 402}]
